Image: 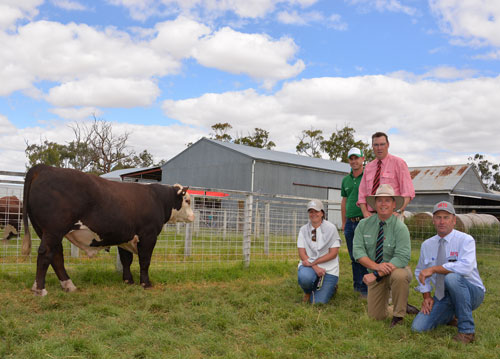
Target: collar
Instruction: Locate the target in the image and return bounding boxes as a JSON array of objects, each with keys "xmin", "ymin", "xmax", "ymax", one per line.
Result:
[
  {"xmin": 437, "ymin": 229, "xmax": 454, "ymax": 243},
  {"xmin": 350, "ymin": 169, "xmax": 363, "ymax": 178}
]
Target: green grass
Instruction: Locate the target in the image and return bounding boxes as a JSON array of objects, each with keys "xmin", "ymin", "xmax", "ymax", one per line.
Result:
[{"xmin": 1, "ymin": 246, "xmax": 499, "ymax": 359}]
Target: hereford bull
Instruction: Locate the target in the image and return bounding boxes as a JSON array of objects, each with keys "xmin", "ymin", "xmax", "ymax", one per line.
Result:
[
  {"xmin": 0, "ymin": 196, "xmax": 22, "ymax": 241},
  {"xmin": 22, "ymin": 164, "xmax": 195, "ymax": 296}
]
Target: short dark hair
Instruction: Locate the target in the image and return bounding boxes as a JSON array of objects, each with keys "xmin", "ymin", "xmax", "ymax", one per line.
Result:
[{"xmin": 372, "ymin": 132, "xmax": 388, "ymax": 143}]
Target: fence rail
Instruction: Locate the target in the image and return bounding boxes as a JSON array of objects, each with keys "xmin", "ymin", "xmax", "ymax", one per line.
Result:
[{"xmin": 1, "ymin": 182, "xmax": 500, "ymax": 276}]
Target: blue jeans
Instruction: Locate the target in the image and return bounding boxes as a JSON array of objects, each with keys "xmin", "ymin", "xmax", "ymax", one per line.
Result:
[
  {"xmin": 298, "ymin": 266, "xmax": 339, "ymax": 304},
  {"xmin": 344, "ymin": 220, "xmax": 368, "ymax": 294},
  {"xmin": 411, "ymin": 273, "xmax": 484, "ymax": 334}
]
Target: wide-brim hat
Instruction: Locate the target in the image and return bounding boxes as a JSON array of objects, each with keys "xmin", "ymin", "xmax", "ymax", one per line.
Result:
[{"xmin": 366, "ymin": 184, "xmax": 404, "ymax": 211}]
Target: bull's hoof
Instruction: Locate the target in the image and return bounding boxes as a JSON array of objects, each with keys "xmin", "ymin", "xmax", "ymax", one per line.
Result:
[
  {"xmin": 60, "ymin": 279, "xmax": 77, "ymax": 292},
  {"xmin": 31, "ymin": 281, "xmax": 47, "ymax": 296},
  {"xmin": 124, "ymin": 279, "xmax": 134, "ymax": 285},
  {"xmin": 141, "ymin": 282, "xmax": 152, "ymax": 289}
]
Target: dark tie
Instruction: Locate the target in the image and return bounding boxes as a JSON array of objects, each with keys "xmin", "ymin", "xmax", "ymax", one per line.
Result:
[
  {"xmin": 375, "ymin": 221, "xmax": 385, "ymax": 263},
  {"xmin": 371, "ymin": 160, "xmax": 382, "ymax": 195},
  {"xmin": 434, "ymin": 238, "xmax": 447, "ymax": 300}
]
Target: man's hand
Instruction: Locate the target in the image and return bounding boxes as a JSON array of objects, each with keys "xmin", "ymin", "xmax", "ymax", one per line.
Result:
[
  {"xmin": 419, "ymin": 267, "xmax": 435, "ymax": 285},
  {"xmin": 420, "ymin": 296, "xmax": 434, "ymax": 315},
  {"xmin": 313, "ymin": 265, "xmax": 326, "ymax": 277},
  {"xmin": 363, "ymin": 273, "xmax": 377, "ymax": 285},
  {"xmin": 301, "ymin": 259, "xmax": 313, "ymax": 267},
  {"xmin": 376, "ymin": 262, "xmax": 396, "ymax": 275}
]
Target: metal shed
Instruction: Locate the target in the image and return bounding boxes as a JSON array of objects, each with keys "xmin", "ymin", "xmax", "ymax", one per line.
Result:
[
  {"xmin": 160, "ymin": 138, "xmax": 350, "ymax": 224},
  {"xmin": 409, "ymin": 164, "xmax": 500, "ymax": 217}
]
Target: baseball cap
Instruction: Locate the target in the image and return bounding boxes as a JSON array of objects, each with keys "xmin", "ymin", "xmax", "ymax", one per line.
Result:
[
  {"xmin": 348, "ymin": 147, "xmax": 364, "ymax": 158},
  {"xmin": 433, "ymin": 201, "xmax": 456, "ymax": 215},
  {"xmin": 307, "ymin": 199, "xmax": 324, "ymax": 213}
]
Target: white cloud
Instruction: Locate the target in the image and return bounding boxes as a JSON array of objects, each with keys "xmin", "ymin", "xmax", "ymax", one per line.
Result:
[
  {"xmin": 277, "ymin": 10, "xmax": 347, "ymax": 30},
  {"xmin": 193, "ymin": 27, "xmax": 305, "ymax": 88},
  {"xmin": 51, "ymin": 0, "xmax": 87, "ymax": 11},
  {"xmin": 0, "ymin": 0, "xmax": 42, "ymax": 30},
  {"xmin": 151, "ymin": 16, "xmax": 211, "ymax": 59},
  {"xmin": 162, "ymin": 74, "xmax": 500, "ymax": 166},
  {"xmin": 49, "ymin": 107, "xmax": 103, "ymax": 120},
  {"xmin": 389, "ymin": 66, "xmax": 478, "ymax": 81},
  {"xmin": 430, "ymin": 0, "xmax": 500, "ymax": 47},
  {"xmin": 46, "ymin": 77, "xmax": 161, "ymax": 108},
  {"xmin": 108, "ymin": 0, "xmax": 318, "ymax": 20},
  {"xmin": 347, "ymin": 0, "xmax": 417, "ymax": 16}
]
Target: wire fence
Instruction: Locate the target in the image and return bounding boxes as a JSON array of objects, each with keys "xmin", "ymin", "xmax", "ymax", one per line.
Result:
[{"xmin": 1, "ymin": 182, "xmax": 500, "ymax": 277}]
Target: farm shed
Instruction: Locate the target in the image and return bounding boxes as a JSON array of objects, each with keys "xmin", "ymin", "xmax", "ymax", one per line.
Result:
[
  {"xmin": 160, "ymin": 138, "xmax": 350, "ymax": 225},
  {"xmin": 408, "ymin": 164, "xmax": 500, "ymax": 218},
  {"xmin": 100, "ymin": 167, "xmax": 161, "ymax": 183}
]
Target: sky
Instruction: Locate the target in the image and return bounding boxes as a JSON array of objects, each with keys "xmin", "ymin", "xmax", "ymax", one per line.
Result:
[{"xmin": 1, "ymin": 0, "xmax": 500, "ymax": 176}]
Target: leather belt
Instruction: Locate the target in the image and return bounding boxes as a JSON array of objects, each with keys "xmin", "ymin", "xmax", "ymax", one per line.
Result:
[{"xmin": 347, "ymin": 216, "xmax": 363, "ymax": 222}]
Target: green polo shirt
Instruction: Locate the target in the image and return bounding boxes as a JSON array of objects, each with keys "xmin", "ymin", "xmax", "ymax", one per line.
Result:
[
  {"xmin": 352, "ymin": 214, "xmax": 410, "ymax": 270},
  {"xmin": 341, "ymin": 170, "xmax": 363, "ymax": 218}
]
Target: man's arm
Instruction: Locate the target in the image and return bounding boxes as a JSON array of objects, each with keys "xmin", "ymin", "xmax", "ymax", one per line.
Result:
[
  {"xmin": 419, "ymin": 265, "xmax": 451, "ymax": 286},
  {"xmin": 341, "ymin": 197, "xmax": 347, "ymax": 231},
  {"xmin": 420, "ymin": 292, "xmax": 434, "ymax": 315}
]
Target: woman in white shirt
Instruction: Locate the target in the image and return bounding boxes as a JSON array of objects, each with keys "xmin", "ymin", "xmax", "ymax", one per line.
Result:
[{"xmin": 297, "ymin": 199, "xmax": 341, "ymax": 304}]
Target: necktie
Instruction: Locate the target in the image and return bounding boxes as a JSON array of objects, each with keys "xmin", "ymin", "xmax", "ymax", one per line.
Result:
[
  {"xmin": 434, "ymin": 238, "xmax": 447, "ymax": 300},
  {"xmin": 371, "ymin": 160, "xmax": 382, "ymax": 195},
  {"xmin": 375, "ymin": 221, "xmax": 385, "ymax": 264}
]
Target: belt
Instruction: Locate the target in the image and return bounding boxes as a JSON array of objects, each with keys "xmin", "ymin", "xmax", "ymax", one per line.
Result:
[{"xmin": 347, "ymin": 216, "xmax": 363, "ymax": 222}]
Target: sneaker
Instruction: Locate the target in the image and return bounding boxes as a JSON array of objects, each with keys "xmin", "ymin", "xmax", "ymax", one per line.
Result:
[
  {"xmin": 390, "ymin": 316, "xmax": 404, "ymax": 328},
  {"xmin": 453, "ymin": 332, "xmax": 475, "ymax": 344}
]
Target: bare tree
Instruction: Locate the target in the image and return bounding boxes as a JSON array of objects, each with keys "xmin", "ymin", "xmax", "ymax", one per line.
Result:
[{"xmin": 296, "ymin": 128, "xmax": 324, "ymax": 158}]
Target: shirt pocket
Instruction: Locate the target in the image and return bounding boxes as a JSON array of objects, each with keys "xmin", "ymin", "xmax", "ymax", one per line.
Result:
[
  {"xmin": 384, "ymin": 241, "xmax": 395, "ymax": 257},
  {"xmin": 381, "ymin": 171, "xmax": 395, "ymax": 180}
]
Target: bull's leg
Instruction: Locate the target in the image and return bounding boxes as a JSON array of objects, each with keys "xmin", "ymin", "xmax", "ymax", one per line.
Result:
[
  {"xmin": 50, "ymin": 242, "xmax": 77, "ymax": 292},
  {"xmin": 118, "ymin": 247, "xmax": 134, "ymax": 284},
  {"xmin": 137, "ymin": 238, "xmax": 156, "ymax": 288},
  {"xmin": 33, "ymin": 240, "xmax": 53, "ymax": 296}
]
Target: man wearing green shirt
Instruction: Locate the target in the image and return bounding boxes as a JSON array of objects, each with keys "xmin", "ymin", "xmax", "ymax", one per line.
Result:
[
  {"xmin": 341, "ymin": 147, "xmax": 368, "ymax": 297},
  {"xmin": 353, "ymin": 184, "xmax": 413, "ymax": 327}
]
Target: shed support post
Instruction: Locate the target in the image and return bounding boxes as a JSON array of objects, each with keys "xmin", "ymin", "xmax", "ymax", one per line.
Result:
[
  {"xmin": 223, "ymin": 210, "xmax": 227, "ymax": 240},
  {"xmin": 70, "ymin": 244, "xmax": 79, "ymax": 258},
  {"xmin": 115, "ymin": 250, "xmax": 123, "ymax": 273},
  {"xmin": 184, "ymin": 223, "xmax": 192, "ymax": 257},
  {"xmin": 292, "ymin": 210, "xmax": 297, "ymax": 240}
]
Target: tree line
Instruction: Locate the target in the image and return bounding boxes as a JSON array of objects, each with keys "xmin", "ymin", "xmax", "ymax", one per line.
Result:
[{"xmin": 24, "ymin": 118, "xmax": 500, "ymax": 191}]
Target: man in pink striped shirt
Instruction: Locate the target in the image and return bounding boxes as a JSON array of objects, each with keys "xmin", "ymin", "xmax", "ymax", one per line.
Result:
[{"xmin": 358, "ymin": 132, "xmax": 415, "ymax": 218}]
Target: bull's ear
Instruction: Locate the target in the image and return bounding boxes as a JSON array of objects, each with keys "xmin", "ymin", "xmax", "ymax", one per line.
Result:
[{"xmin": 182, "ymin": 186, "xmax": 189, "ymax": 196}]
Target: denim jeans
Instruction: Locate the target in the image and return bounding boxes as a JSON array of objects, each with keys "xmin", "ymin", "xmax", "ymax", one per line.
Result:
[
  {"xmin": 411, "ymin": 273, "xmax": 485, "ymax": 334},
  {"xmin": 344, "ymin": 220, "xmax": 368, "ymax": 294},
  {"xmin": 297, "ymin": 266, "xmax": 339, "ymax": 304}
]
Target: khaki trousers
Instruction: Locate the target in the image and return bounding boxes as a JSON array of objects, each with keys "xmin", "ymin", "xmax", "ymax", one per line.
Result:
[{"xmin": 367, "ymin": 266, "xmax": 412, "ymax": 320}]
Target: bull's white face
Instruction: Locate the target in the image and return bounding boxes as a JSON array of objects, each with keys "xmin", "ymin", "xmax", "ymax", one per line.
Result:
[{"xmin": 168, "ymin": 192, "xmax": 195, "ymax": 223}]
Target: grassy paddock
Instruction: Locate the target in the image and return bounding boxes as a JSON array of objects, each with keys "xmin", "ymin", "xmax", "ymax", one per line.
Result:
[{"xmin": 1, "ymin": 246, "xmax": 499, "ymax": 359}]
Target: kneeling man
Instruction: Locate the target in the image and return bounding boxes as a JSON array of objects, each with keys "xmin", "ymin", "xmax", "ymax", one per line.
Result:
[
  {"xmin": 412, "ymin": 201, "xmax": 485, "ymax": 344},
  {"xmin": 353, "ymin": 184, "xmax": 415, "ymax": 327}
]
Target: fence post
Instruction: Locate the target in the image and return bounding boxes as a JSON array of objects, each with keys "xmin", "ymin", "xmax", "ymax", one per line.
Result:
[
  {"xmin": 184, "ymin": 223, "xmax": 192, "ymax": 257},
  {"xmin": 264, "ymin": 202, "xmax": 270, "ymax": 255},
  {"xmin": 70, "ymin": 243, "xmax": 79, "ymax": 258},
  {"xmin": 223, "ymin": 210, "xmax": 227, "ymax": 240},
  {"xmin": 243, "ymin": 194, "xmax": 253, "ymax": 267},
  {"xmin": 292, "ymin": 210, "xmax": 297, "ymax": 240},
  {"xmin": 254, "ymin": 200, "xmax": 260, "ymax": 237}
]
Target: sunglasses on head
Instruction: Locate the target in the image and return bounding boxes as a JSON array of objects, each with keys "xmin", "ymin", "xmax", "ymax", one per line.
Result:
[{"xmin": 311, "ymin": 228, "xmax": 316, "ymax": 242}]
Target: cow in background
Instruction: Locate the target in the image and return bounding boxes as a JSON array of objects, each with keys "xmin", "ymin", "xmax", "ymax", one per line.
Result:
[
  {"xmin": 22, "ymin": 164, "xmax": 195, "ymax": 296},
  {"xmin": 0, "ymin": 196, "xmax": 22, "ymax": 242}
]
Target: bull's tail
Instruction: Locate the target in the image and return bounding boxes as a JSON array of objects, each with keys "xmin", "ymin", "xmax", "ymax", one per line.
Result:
[{"xmin": 21, "ymin": 167, "xmax": 35, "ymax": 256}]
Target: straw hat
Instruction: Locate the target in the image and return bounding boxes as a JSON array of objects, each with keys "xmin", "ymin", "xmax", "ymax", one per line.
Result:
[{"xmin": 366, "ymin": 184, "xmax": 404, "ymax": 211}]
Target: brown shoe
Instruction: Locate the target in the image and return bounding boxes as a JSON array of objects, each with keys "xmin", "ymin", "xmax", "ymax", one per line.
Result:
[
  {"xmin": 390, "ymin": 316, "xmax": 404, "ymax": 328},
  {"xmin": 406, "ymin": 303, "xmax": 420, "ymax": 315},
  {"xmin": 302, "ymin": 293, "xmax": 311, "ymax": 303},
  {"xmin": 453, "ymin": 332, "xmax": 475, "ymax": 344},
  {"xmin": 447, "ymin": 316, "xmax": 458, "ymax": 327}
]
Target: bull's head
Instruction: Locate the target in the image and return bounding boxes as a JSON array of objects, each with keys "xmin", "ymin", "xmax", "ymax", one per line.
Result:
[{"xmin": 168, "ymin": 184, "xmax": 195, "ymax": 223}]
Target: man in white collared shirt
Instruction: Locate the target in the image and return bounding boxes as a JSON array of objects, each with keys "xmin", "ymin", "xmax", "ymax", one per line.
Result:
[{"xmin": 411, "ymin": 201, "xmax": 485, "ymax": 344}]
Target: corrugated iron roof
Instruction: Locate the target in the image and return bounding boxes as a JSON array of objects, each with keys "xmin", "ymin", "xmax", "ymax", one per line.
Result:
[
  {"xmin": 409, "ymin": 164, "xmax": 480, "ymax": 192},
  {"xmin": 203, "ymin": 138, "xmax": 351, "ymax": 173}
]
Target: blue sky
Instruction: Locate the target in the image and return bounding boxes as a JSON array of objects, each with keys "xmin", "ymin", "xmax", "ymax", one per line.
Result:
[{"xmin": 1, "ymin": 0, "xmax": 500, "ymax": 173}]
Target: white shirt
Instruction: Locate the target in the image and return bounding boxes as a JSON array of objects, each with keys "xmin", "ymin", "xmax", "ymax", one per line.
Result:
[
  {"xmin": 297, "ymin": 220, "xmax": 341, "ymax": 276},
  {"xmin": 414, "ymin": 229, "xmax": 485, "ymax": 293}
]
